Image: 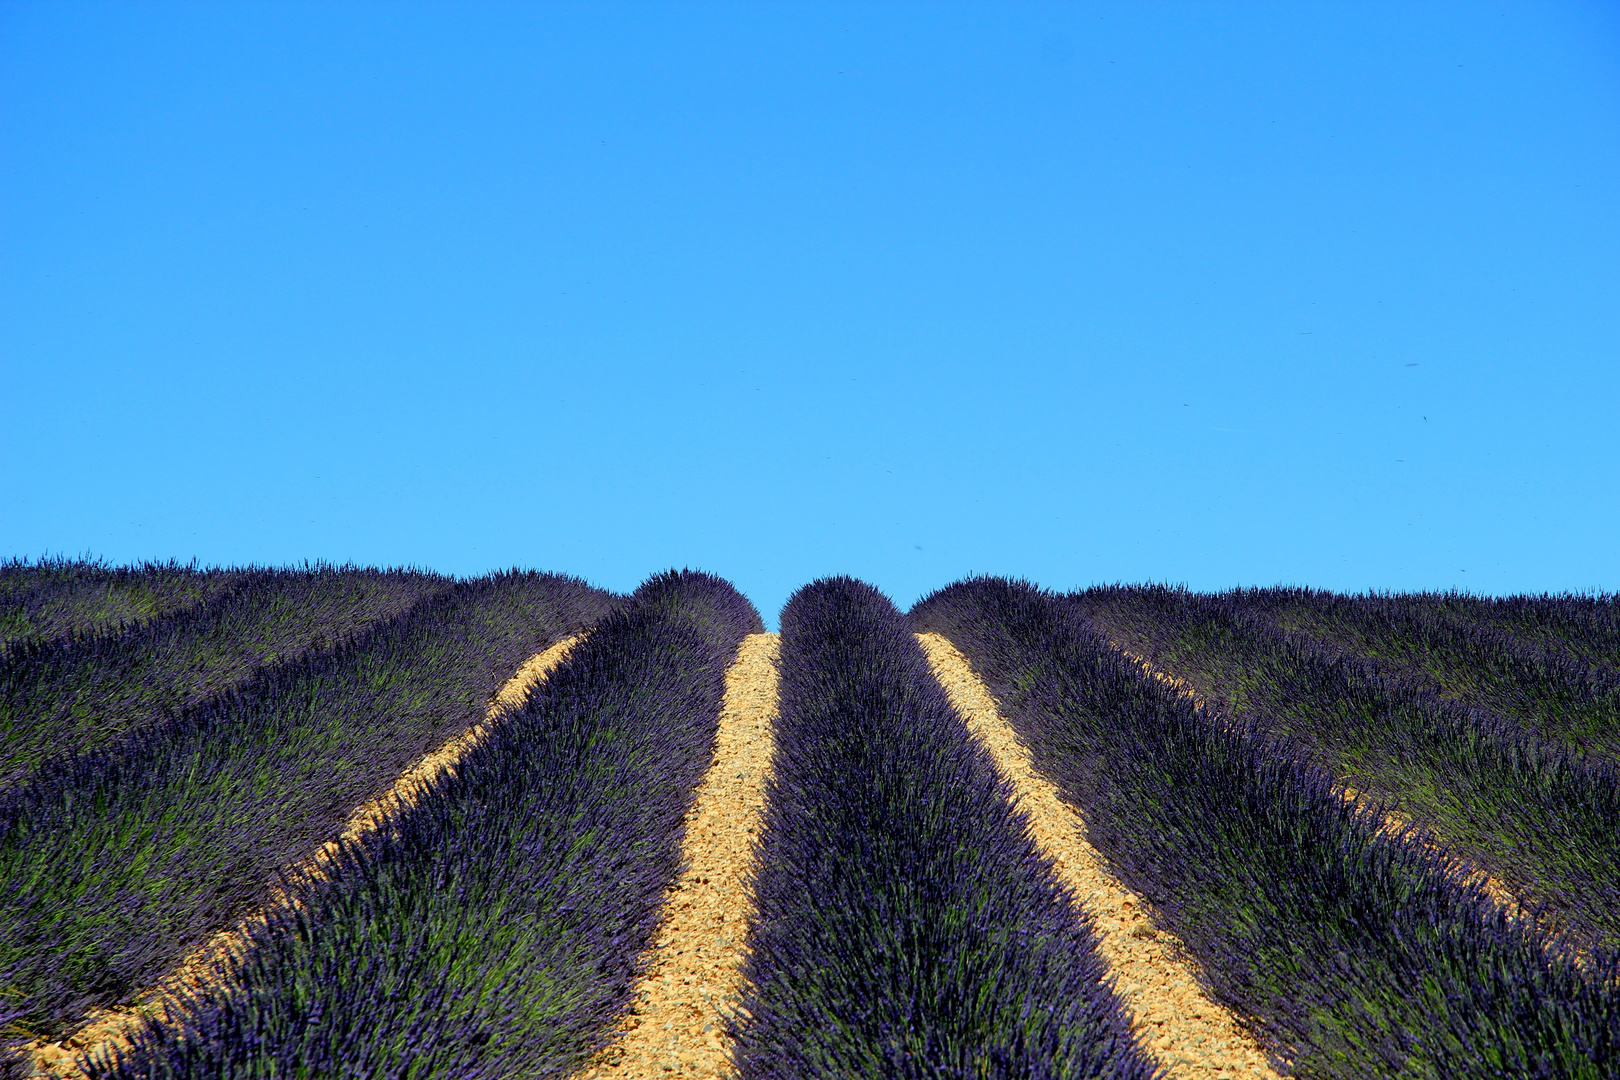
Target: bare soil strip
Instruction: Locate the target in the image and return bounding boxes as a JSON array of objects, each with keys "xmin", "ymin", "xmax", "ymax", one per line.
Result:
[
  {"xmin": 575, "ymin": 632, "xmax": 780, "ymax": 1080},
  {"xmin": 30, "ymin": 634, "xmax": 584, "ymax": 1079},
  {"xmin": 916, "ymin": 632, "xmax": 1280, "ymax": 1080}
]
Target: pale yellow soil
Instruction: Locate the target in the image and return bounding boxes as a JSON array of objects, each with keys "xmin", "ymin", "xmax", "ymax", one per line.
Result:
[
  {"xmin": 573, "ymin": 633, "xmax": 780, "ymax": 1080},
  {"xmin": 29, "ymin": 634, "xmax": 584, "ymax": 1079},
  {"xmin": 917, "ymin": 632, "xmax": 1280, "ymax": 1080}
]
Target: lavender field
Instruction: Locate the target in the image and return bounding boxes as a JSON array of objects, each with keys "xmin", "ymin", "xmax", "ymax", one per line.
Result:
[{"xmin": 0, "ymin": 561, "xmax": 1615, "ymax": 1079}]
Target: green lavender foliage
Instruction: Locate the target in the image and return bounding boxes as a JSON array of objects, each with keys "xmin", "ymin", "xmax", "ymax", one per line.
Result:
[
  {"xmin": 0, "ymin": 557, "xmax": 249, "ymax": 651},
  {"xmin": 1393, "ymin": 590, "xmax": 1620, "ymax": 672},
  {"xmin": 84, "ymin": 570, "xmax": 759, "ymax": 1080},
  {"xmin": 0, "ymin": 570, "xmax": 615, "ymax": 1056},
  {"xmin": 1245, "ymin": 587, "xmax": 1620, "ymax": 762},
  {"xmin": 914, "ymin": 577, "xmax": 1619, "ymax": 1079},
  {"xmin": 1073, "ymin": 584, "xmax": 1620, "ymax": 953},
  {"xmin": 0, "ymin": 565, "xmax": 449, "ymax": 786}
]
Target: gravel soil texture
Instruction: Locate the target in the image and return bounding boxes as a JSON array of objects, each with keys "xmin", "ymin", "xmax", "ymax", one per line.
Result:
[
  {"xmin": 28, "ymin": 635, "xmax": 584, "ymax": 1079},
  {"xmin": 576, "ymin": 632, "xmax": 780, "ymax": 1080},
  {"xmin": 916, "ymin": 632, "xmax": 1279, "ymax": 1080}
]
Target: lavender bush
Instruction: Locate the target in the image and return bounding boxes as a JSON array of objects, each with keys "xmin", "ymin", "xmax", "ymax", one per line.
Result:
[
  {"xmin": 1072, "ymin": 584, "xmax": 1620, "ymax": 953},
  {"xmin": 0, "ymin": 557, "xmax": 250, "ymax": 652},
  {"xmin": 914, "ymin": 577, "xmax": 1619, "ymax": 1079},
  {"xmin": 0, "ymin": 564, "xmax": 452, "ymax": 787},
  {"xmin": 0, "ymin": 569, "xmax": 616, "ymax": 1066},
  {"xmin": 83, "ymin": 569, "xmax": 760, "ymax": 1080},
  {"xmin": 1232, "ymin": 586, "xmax": 1620, "ymax": 761},
  {"xmin": 734, "ymin": 577, "xmax": 1158, "ymax": 1080},
  {"xmin": 1387, "ymin": 590, "xmax": 1620, "ymax": 672}
]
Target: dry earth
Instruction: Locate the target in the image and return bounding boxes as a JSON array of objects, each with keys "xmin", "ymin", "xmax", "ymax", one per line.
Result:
[
  {"xmin": 916, "ymin": 632, "xmax": 1281, "ymax": 1080},
  {"xmin": 573, "ymin": 632, "xmax": 780, "ymax": 1080},
  {"xmin": 29, "ymin": 634, "xmax": 584, "ymax": 1079}
]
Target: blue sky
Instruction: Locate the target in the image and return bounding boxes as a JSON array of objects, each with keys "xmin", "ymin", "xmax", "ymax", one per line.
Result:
[{"xmin": 3, "ymin": 1, "xmax": 1617, "ymax": 625}]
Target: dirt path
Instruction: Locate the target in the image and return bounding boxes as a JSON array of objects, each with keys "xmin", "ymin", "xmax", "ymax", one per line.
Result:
[
  {"xmin": 916, "ymin": 632, "xmax": 1280, "ymax": 1080},
  {"xmin": 30, "ymin": 634, "xmax": 585, "ymax": 1079},
  {"xmin": 574, "ymin": 632, "xmax": 779, "ymax": 1080}
]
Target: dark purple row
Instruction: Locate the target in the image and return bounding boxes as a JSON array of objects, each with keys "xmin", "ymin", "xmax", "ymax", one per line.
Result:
[
  {"xmin": 1072, "ymin": 583, "xmax": 1620, "ymax": 952},
  {"xmin": 0, "ymin": 564, "xmax": 452, "ymax": 787},
  {"xmin": 914, "ymin": 577, "xmax": 1618, "ymax": 1078},
  {"xmin": 0, "ymin": 556, "xmax": 251, "ymax": 651},
  {"xmin": 0, "ymin": 569, "xmax": 617, "ymax": 1064},
  {"xmin": 83, "ymin": 570, "xmax": 762, "ymax": 1080},
  {"xmin": 734, "ymin": 577, "xmax": 1157, "ymax": 1079}
]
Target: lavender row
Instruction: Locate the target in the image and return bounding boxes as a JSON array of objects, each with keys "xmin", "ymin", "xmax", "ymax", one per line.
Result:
[
  {"xmin": 913, "ymin": 577, "xmax": 1618, "ymax": 1079},
  {"xmin": 1074, "ymin": 584, "xmax": 1620, "ymax": 952},
  {"xmin": 1235, "ymin": 586, "xmax": 1620, "ymax": 762},
  {"xmin": 0, "ymin": 557, "xmax": 251, "ymax": 652},
  {"xmin": 734, "ymin": 577, "xmax": 1156, "ymax": 1079},
  {"xmin": 82, "ymin": 570, "xmax": 761, "ymax": 1080},
  {"xmin": 1392, "ymin": 589, "xmax": 1620, "ymax": 672},
  {"xmin": 0, "ymin": 570, "xmax": 616, "ymax": 1063},
  {"xmin": 0, "ymin": 564, "xmax": 453, "ymax": 787}
]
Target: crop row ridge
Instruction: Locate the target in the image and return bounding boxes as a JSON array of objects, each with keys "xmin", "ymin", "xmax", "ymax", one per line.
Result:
[
  {"xmin": 27, "ymin": 634, "xmax": 585, "ymax": 1080},
  {"xmin": 916, "ymin": 630, "xmax": 1281, "ymax": 1080},
  {"xmin": 1117, "ymin": 638, "xmax": 1584, "ymax": 956}
]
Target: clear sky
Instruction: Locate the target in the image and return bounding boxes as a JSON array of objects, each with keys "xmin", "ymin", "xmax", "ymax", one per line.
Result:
[{"xmin": 3, "ymin": 1, "xmax": 1617, "ymax": 626}]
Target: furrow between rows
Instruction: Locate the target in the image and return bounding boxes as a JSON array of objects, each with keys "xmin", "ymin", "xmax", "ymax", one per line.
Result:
[
  {"xmin": 576, "ymin": 632, "xmax": 780, "ymax": 1080},
  {"xmin": 916, "ymin": 631, "xmax": 1277, "ymax": 1080}
]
